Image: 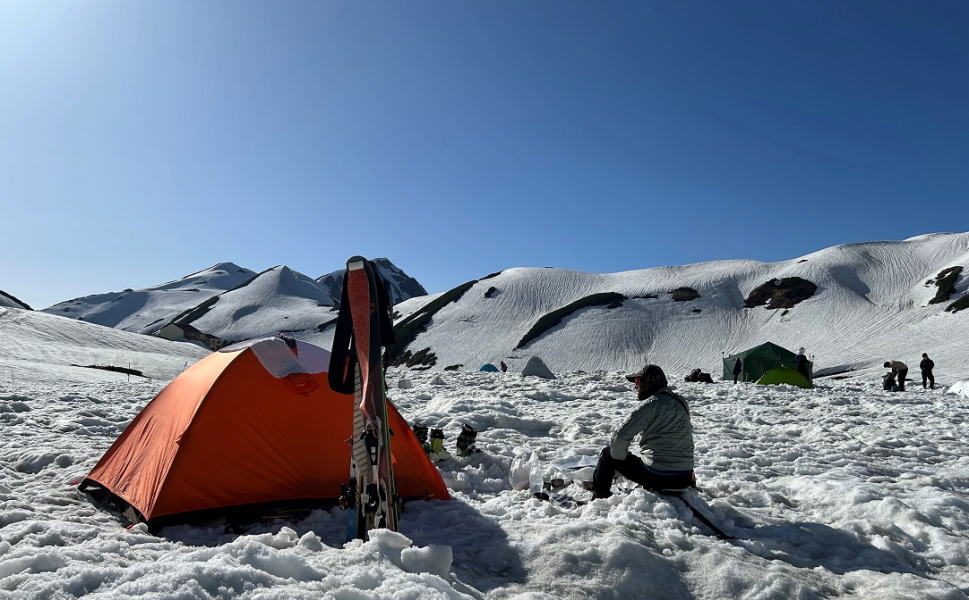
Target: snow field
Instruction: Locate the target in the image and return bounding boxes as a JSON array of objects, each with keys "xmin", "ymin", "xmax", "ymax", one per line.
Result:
[
  {"xmin": 2, "ymin": 368, "xmax": 968, "ymax": 598},
  {"xmin": 0, "ymin": 308, "xmax": 208, "ymax": 386}
]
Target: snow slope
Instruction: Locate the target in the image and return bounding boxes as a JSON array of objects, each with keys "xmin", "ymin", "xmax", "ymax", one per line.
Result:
[
  {"xmin": 0, "ymin": 307, "xmax": 208, "ymax": 385},
  {"xmin": 1, "ymin": 368, "xmax": 967, "ymax": 598},
  {"xmin": 0, "ymin": 290, "xmax": 31, "ymax": 310},
  {"xmin": 317, "ymin": 258, "xmax": 429, "ymax": 305},
  {"xmin": 167, "ymin": 266, "xmax": 339, "ymax": 345},
  {"xmin": 43, "ymin": 263, "xmax": 257, "ymax": 334},
  {"xmin": 395, "ymin": 233, "xmax": 969, "ymax": 379}
]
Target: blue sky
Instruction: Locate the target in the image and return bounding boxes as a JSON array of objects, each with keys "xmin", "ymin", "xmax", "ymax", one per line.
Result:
[{"xmin": 2, "ymin": 1, "xmax": 967, "ymax": 309}]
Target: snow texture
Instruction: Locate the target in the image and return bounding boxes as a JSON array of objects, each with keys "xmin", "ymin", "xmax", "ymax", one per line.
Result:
[
  {"xmin": 2, "ymin": 362, "xmax": 968, "ymax": 599},
  {"xmin": 0, "ymin": 291, "xmax": 31, "ymax": 311},
  {"xmin": 172, "ymin": 266, "xmax": 339, "ymax": 345},
  {"xmin": 395, "ymin": 233, "xmax": 969, "ymax": 379},
  {"xmin": 946, "ymin": 380, "xmax": 969, "ymax": 399},
  {"xmin": 42, "ymin": 263, "xmax": 257, "ymax": 334},
  {"xmin": 0, "ymin": 307, "xmax": 208, "ymax": 386}
]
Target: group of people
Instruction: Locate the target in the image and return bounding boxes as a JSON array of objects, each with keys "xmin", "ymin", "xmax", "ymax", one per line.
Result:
[
  {"xmin": 883, "ymin": 354, "xmax": 936, "ymax": 391},
  {"xmin": 594, "ymin": 351, "xmax": 941, "ymax": 500}
]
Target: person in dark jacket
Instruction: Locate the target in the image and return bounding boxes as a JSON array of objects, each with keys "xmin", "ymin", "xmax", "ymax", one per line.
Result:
[
  {"xmin": 920, "ymin": 353, "xmax": 935, "ymax": 389},
  {"xmin": 592, "ymin": 365, "xmax": 695, "ymax": 498},
  {"xmin": 500, "ymin": 361, "xmax": 508, "ymax": 372},
  {"xmin": 732, "ymin": 358, "xmax": 743, "ymax": 384},
  {"xmin": 884, "ymin": 360, "xmax": 908, "ymax": 391}
]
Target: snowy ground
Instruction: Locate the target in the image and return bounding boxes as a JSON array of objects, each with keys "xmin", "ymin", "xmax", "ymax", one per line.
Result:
[{"xmin": 2, "ymin": 369, "xmax": 968, "ymax": 599}]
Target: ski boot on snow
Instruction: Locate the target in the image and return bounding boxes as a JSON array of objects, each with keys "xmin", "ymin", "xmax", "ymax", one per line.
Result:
[
  {"xmin": 429, "ymin": 428, "xmax": 450, "ymax": 461},
  {"xmin": 455, "ymin": 424, "xmax": 479, "ymax": 457},
  {"xmin": 411, "ymin": 423, "xmax": 430, "ymax": 453}
]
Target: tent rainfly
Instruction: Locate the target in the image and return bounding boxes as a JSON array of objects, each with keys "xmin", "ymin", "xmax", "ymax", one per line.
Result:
[
  {"xmin": 80, "ymin": 337, "xmax": 448, "ymax": 526},
  {"xmin": 722, "ymin": 342, "xmax": 812, "ymax": 383},
  {"xmin": 754, "ymin": 366, "xmax": 812, "ymax": 388},
  {"xmin": 521, "ymin": 356, "xmax": 555, "ymax": 379}
]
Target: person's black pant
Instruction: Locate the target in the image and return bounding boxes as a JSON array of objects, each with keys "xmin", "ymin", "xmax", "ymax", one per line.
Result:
[
  {"xmin": 592, "ymin": 447, "xmax": 694, "ymax": 498},
  {"xmin": 922, "ymin": 370, "xmax": 935, "ymax": 389},
  {"xmin": 733, "ymin": 374, "xmax": 739, "ymax": 384},
  {"xmin": 896, "ymin": 368, "xmax": 908, "ymax": 391}
]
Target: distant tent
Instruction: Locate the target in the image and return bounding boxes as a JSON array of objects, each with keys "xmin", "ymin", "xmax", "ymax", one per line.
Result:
[
  {"xmin": 723, "ymin": 342, "xmax": 812, "ymax": 383},
  {"xmin": 521, "ymin": 356, "xmax": 555, "ymax": 379},
  {"xmin": 755, "ymin": 367, "xmax": 812, "ymax": 389},
  {"xmin": 479, "ymin": 363, "xmax": 499, "ymax": 372},
  {"xmin": 80, "ymin": 337, "xmax": 448, "ymax": 526}
]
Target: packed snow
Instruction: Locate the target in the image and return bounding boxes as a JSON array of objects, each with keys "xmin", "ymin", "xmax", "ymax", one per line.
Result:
[
  {"xmin": 946, "ymin": 381, "xmax": 969, "ymax": 399},
  {"xmin": 2, "ymin": 364, "xmax": 968, "ymax": 598},
  {"xmin": 0, "ymin": 307, "xmax": 208, "ymax": 386}
]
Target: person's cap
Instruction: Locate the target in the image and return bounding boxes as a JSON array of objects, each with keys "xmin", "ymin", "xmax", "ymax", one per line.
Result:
[{"xmin": 625, "ymin": 364, "xmax": 666, "ymax": 382}]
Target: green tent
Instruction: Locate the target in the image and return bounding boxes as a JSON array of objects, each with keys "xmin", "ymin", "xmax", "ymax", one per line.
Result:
[
  {"xmin": 755, "ymin": 367, "xmax": 813, "ymax": 388},
  {"xmin": 722, "ymin": 342, "xmax": 812, "ymax": 382}
]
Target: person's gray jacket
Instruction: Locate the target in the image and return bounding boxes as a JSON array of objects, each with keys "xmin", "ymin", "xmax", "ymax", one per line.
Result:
[{"xmin": 609, "ymin": 387, "xmax": 694, "ymax": 471}]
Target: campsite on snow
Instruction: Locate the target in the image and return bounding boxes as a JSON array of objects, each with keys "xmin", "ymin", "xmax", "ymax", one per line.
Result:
[
  {"xmin": 2, "ymin": 234, "xmax": 969, "ymax": 599},
  {"xmin": 3, "ymin": 2, "xmax": 968, "ymax": 597}
]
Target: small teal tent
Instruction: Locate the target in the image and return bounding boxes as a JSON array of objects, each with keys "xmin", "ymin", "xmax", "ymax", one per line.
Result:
[{"xmin": 479, "ymin": 363, "xmax": 499, "ymax": 372}]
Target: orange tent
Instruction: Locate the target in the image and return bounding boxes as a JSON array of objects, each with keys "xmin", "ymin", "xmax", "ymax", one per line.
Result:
[{"xmin": 80, "ymin": 337, "xmax": 448, "ymax": 524}]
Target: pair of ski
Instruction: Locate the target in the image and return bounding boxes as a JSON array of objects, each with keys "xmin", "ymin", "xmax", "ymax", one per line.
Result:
[{"xmin": 330, "ymin": 257, "xmax": 398, "ymax": 541}]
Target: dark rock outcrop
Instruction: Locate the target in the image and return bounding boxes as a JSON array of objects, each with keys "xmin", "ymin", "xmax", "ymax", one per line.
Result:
[
  {"xmin": 318, "ymin": 258, "xmax": 427, "ymax": 305},
  {"xmin": 516, "ymin": 292, "xmax": 626, "ymax": 349},
  {"xmin": 669, "ymin": 288, "xmax": 700, "ymax": 302},
  {"xmin": 744, "ymin": 277, "xmax": 817, "ymax": 309},
  {"xmin": 928, "ymin": 266, "xmax": 963, "ymax": 305}
]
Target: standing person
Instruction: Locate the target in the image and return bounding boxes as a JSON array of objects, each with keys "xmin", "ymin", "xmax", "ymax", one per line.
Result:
[
  {"xmin": 592, "ymin": 365, "xmax": 695, "ymax": 498},
  {"xmin": 732, "ymin": 358, "xmax": 743, "ymax": 384},
  {"xmin": 884, "ymin": 360, "xmax": 909, "ymax": 392},
  {"xmin": 500, "ymin": 361, "xmax": 508, "ymax": 373},
  {"xmin": 920, "ymin": 353, "xmax": 935, "ymax": 389},
  {"xmin": 795, "ymin": 348, "xmax": 810, "ymax": 381}
]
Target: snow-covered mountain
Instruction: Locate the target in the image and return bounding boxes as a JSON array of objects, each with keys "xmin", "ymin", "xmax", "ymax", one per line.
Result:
[
  {"xmin": 317, "ymin": 258, "xmax": 428, "ymax": 305},
  {"xmin": 0, "ymin": 290, "xmax": 31, "ymax": 310},
  {"xmin": 159, "ymin": 265, "xmax": 339, "ymax": 346},
  {"xmin": 0, "ymin": 306, "xmax": 208, "ymax": 384},
  {"xmin": 387, "ymin": 233, "xmax": 969, "ymax": 378},
  {"xmin": 43, "ymin": 263, "xmax": 257, "ymax": 334},
  {"xmin": 41, "ymin": 258, "xmax": 427, "ymax": 346}
]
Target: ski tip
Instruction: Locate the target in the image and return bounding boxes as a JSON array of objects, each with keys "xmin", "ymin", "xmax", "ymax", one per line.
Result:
[{"xmin": 346, "ymin": 256, "xmax": 368, "ymax": 269}]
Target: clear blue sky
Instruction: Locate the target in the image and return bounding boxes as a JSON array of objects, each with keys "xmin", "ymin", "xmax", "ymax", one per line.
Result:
[{"xmin": 2, "ymin": 1, "xmax": 967, "ymax": 309}]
